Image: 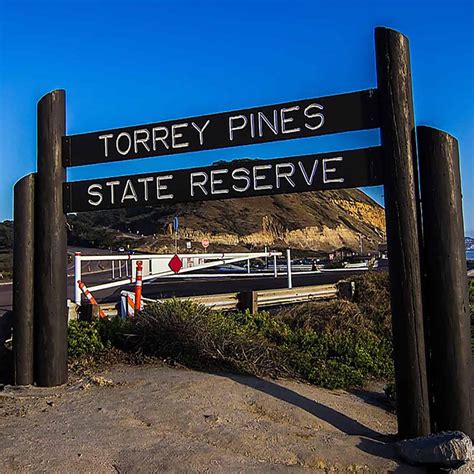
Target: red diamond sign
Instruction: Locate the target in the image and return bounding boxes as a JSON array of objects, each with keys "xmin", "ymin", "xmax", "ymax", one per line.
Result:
[{"xmin": 168, "ymin": 254, "xmax": 183, "ymax": 273}]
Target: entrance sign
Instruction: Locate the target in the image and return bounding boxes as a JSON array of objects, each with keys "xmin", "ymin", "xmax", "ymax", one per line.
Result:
[
  {"xmin": 63, "ymin": 147, "xmax": 383, "ymax": 213},
  {"xmin": 16, "ymin": 27, "xmax": 472, "ymax": 444},
  {"xmin": 63, "ymin": 89, "xmax": 379, "ymax": 167}
]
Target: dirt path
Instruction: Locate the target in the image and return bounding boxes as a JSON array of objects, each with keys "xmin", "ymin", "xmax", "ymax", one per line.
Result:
[{"xmin": 0, "ymin": 363, "xmax": 423, "ymax": 472}]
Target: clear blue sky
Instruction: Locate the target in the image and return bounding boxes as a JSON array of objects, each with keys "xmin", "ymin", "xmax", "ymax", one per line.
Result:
[{"xmin": 1, "ymin": 0, "xmax": 473, "ymax": 234}]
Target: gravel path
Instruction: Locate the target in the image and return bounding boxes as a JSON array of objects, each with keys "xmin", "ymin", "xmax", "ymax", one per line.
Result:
[{"xmin": 0, "ymin": 363, "xmax": 423, "ymax": 472}]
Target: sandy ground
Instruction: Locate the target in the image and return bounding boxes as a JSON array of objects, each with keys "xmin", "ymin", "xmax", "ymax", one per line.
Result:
[{"xmin": 0, "ymin": 363, "xmax": 424, "ymax": 473}]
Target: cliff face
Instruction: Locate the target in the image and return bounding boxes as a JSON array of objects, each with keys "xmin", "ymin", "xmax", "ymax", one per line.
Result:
[
  {"xmin": 175, "ymin": 190, "xmax": 384, "ymax": 252},
  {"xmin": 70, "ymin": 188, "xmax": 385, "ymax": 253}
]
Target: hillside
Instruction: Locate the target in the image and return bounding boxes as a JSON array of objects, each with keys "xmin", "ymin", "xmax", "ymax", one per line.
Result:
[
  {"xmin": 0, "ymin": 220, "xmax": 12, "ymax": 279},
  {"xmin": 68, "ymin": 188, "xmax": 386, "ymax": 254}
]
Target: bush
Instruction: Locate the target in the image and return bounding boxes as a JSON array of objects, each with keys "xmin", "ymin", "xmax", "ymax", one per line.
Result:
[
  {"xmin": 277, "ymin": 298, "xmax": 393, "ymax": 389},
  {"xmin": 350, "ymin": 272, "xmax": 392, "ymax": 339},
  {"xmin": 69, "ymin": 272, "xmax": 395, "ymax": 390},
  {"xmin": 131, "ymin": 299, "xmax": 289, "ymax": 377},
  {"xmin": 68, "ymin": 319, "xmax": 107, "ymax": 358},
  {"xmin": 277, "ymin": 299, "xmax": 367, "ymax": 334},
  {"xmin": 126, "ymin": 290, "xmax": 394, "ymax": 390},
  {"xmin": 68, "ymin": 316, "xmax": 135, "ymax": 359}
]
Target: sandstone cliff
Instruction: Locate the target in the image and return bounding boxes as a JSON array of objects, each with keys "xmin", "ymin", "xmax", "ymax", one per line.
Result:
[{"xmin": 69, "ymin": 188, "xmax": 385, "ymax": 254}]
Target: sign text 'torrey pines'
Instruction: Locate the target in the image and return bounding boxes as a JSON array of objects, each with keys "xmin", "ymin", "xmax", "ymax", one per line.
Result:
[{"xmin": 63, "ymin": 90, "xmax": 379, "ymax": 167}]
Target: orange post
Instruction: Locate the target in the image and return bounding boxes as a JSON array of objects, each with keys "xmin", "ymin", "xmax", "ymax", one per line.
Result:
[
  {"xmin": 134, "ymin": 261, "xmax": 143, "ymax": 312},
  {"xmin": 77, "ymin": 280, "xmax": 107, "ymax": 319}
]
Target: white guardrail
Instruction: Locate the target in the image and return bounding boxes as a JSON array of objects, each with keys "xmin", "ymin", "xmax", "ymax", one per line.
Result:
[
  {"xmin": 72, "ymin": 284, "xmax": 338, "ymax": 320},
  {"xmin": 108, "ymin": 283, "xmax": 339, "ymax": 318},
  {"xmin": 73, "ymin": 251, "xmax": 284, "ymax": 304}
]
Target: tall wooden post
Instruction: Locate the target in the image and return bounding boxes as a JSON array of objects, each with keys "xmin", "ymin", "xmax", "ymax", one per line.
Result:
[
  {"xmin": 35, "ymin": 90, "xmax": 68, "ymax": 387},
  {"xmin": 417, "ymin": 126, "xmax": 472, "ymax": 437},
  {"xmin": 375, "ymin": 27, "xmax": 431, "ymax": 438},
  {"xmin": 13, "ymin": 173, "xmax": 35, "ymax": 385}
]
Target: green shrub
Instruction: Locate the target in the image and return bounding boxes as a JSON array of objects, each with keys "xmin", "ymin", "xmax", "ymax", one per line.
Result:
[
  {"xmin": 281, "ymin": 324, "xmax": 393, "ymax": 389},
  {"xmin": 68, "ymin": 316, "xmax": 136, "ymax": 359},
  {"xmin": 131, "ymin": 299, "xmax": 288, "ymax": 377},
  {"xmin": 69, "ymin": 273, "xmax": 396, "ymax": 390},
  {"xmin": 276, "ymin": 299, "xmax": 367, "ymax": 334},
  {"xmin": 126, "ymin": 294, "xmax": 394, "ymax": 390},
  {"xmin": 68, "ymin": 319, "xmax": 106, "ymax": 358},
  {"xmin": 273, "ymin": 295, "xmax": 393, "ymax": 388},
  {"xmin": 350, "ymin": 272, "xmax": 392, "ymax": 339}
]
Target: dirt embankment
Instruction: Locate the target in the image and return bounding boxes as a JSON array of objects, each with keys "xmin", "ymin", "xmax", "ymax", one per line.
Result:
[{"xmin": 0, "ymin": 363, "xmax": 423, "ymax": 472}]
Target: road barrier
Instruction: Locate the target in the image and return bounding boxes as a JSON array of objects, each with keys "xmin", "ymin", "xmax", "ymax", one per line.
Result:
[
  {"xmin": 115, "ymin": 283, "xmax": 337, "ymax": 318},
  {"xmin": 73, "ymin": 251, "xmax": 283, "ymax": 304},
  {"xmin": 78, "ymin": 280, "xmax": 107, "ymax": 319},
  {"xmin": 120, "ymin": 291, "xmax": 157, "ymax": 318},
  {"xmin": 134, "ymin": 261, "xmax": 143, "ymax": 311},
  {"xmin": 120, "ymin": 292, "xmax": 135, "ymax": 318}
]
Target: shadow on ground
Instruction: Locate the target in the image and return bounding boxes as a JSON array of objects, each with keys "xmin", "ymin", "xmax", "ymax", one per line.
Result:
[
  {"xmin": 224, "ymin": 372, "xmax": 399, "ymax": 463},
  {"xmin": 349, "ymin": 387, "xmax": 396, "ymax": 412}
]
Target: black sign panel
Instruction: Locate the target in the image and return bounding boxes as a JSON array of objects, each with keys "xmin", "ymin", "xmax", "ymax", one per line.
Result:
[
  {"xmin": 64, "ymin": 147, "xmax": 383, "ymax": 213},
  {"xmin": 63, "ymin": 89, "xmax": 379, "ymax": 168}
]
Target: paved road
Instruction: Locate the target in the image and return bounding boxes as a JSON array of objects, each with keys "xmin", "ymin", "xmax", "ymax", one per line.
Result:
[
  {"xmin": 0, "ymin": 267, "xmax": 365, "ymax": 315},
  {"xmin": 96, "ymin": 270, "xmax": 364, "ymax": 304},
  {"xmin": 0, "ymin": 246, "xmax": 129, "ymax": 315}
]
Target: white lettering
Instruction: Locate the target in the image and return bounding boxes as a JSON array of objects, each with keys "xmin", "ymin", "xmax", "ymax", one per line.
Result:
[
  {"xmin": 106, "ymin": 180, "xmax": 120, "ymax": 204},
  {"xmin": 152, "ymin": 126, "xmax": 169, "ymax": 150},
  {"xmin": 134, "ymin": 129, "xmax": 151, "ymax": 153},
  {"xmin": 98, "ymin": 134, "xmax": 113, "ymax": 157},
  {"xmin": 253, "ymin": 164, "xmax": 273, "ymax": 191},
  {"xmin": 137, "ymin": 177, "xmax": 154, "ymax": 201},
  {"xmin": 258, "ymin": 110, "xmax": 278, "ymax": 137},
  {"xmin": 250, "ymin": 113, "xmax": 256, "ymax": 138},
  {"xmin": 232, "ymin": 167, "xmax": 251, "ymax": 192},
  {"xmin": 323, "ymin": 157, "xmax": 344, "ymax": 184},
  {"xmin": 156, "ymin": 175, "xmax": 174, "ymax": 200},
  {"xmin": 304, "ymin": 103, "xmax": 325, "ymax": 130},
  {"xmin": 116, "ymin": 132, "xmax": 132, "ymax": 155},
  {"xmin": 171, "ymin": 123, "xmax": 189, "ymax": 149},
  {"xmin": 121, "ymin": 179, "xmax": 138, "ymax": 203},
  {"xmin": 298, "ymin": 159, "xmax": 319, "ymax": 185},
  {"xmin": 210, "ymin": 169, "xmax": 229, "ymax": 195},
  {"xmin": 87, "ymin": 184, "xmax": 103, "ymax": 206},
  {"xmin": 280, "ymin": 106, "xmax": 301, "ymax": 134},
  {"xmin": 275, "ymin": 163, "xmax": 295, "ymax": 189},
  {"xmin": 229, "ymin": 115, "xmax": 248, "ymax": 141},
  {"xmin": 191, "ymin": 120, "xmax": 210, "ymax": 146},
  {"xmin": 190, "ymin": 172, "xmax": 208, "ymax": 196}
]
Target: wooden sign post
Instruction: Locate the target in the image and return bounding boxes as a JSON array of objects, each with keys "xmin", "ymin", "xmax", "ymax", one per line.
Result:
[
  {"xmin": 13, "ymin": 173, "xmax": 35, "ymax": 385},
  {"xmin": 34, "ymin": 90, "xmax": 68, "ymax": 387},
  {"xmin": 375, "ymin": 27, "xmax": 431, "ymax": 438},
  {"xmin": 417, "ymin": 126, "xmax": 473, "ymax": 437}
]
